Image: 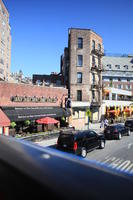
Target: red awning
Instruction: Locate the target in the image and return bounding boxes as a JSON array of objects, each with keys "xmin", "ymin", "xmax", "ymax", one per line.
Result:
[
  {"xmin": 0, "ymin": 109, "xmax": 10, "ymax": 127},
  {"xmin": 36, "ymin": 117, "xmax": 59, "ymax": 124}
]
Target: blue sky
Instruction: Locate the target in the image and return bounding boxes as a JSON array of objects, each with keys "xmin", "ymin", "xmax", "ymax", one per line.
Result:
[{"xmin": 3, "ymin": 0, "xmax": 133, "ymax": 77}]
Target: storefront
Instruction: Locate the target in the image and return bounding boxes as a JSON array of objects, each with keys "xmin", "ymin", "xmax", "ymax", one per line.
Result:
[
  {"xmin": 0, "ymin": 82, "xmax": 70, "ymax": 134},
  {"xmin": 0, "ymin": 109, "xmax": 10, "ymax": 135}
]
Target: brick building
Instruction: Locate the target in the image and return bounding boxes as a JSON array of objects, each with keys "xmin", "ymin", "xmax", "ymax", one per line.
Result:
[
  {"xmin": 32, "ymin": 73, "xmax": 64, "ymax": 87},
  {"xmin": 0, "ymin": 0, "xmax": 11, "ymax": 81},
  {"xmin": 61, "ymin": 28, "xmax": 104, "ymax": 129},
  {"xmin": 0, "ymin": 82, "xmax": 70, "ymax": 135}
]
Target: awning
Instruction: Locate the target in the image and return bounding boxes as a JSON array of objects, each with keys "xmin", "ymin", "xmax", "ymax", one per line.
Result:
[
  {"xmin": 36, "ymin": 117, "xmax": 59, "ymax": 124},
  {"xmin": 2, "ymin": 107, "xmax": 71, "ymax": 122},
  {"xmin": 103, "ymin": 89, "xmax": 110, "ymax": 94},
  {"xmin": 0, "ymin": 109, "xmax": 10, "ymax": 126}
]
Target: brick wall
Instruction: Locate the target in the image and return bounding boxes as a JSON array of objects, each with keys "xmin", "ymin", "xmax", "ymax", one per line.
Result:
[
  {"xmin": 68, "ymin": 29, "xmax": 103, "ymax": 102},
  {"xmin": 0, "ymin": 0, "xmax": 11, "ymax": 81},
  {"xmin": 0, "ymin": 82, "xmax": 68, "ymax": 107}
]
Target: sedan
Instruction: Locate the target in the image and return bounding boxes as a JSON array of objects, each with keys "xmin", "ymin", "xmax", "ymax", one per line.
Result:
[
  {"xmin": 125, "ymin": 119, "xmax": 133, "ymax": 131},
  {"xmin": 104, "ymin": 124, "xmax": 130, "ymax": 140}
]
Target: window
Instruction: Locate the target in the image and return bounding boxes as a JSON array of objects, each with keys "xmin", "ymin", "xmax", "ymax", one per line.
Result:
[
  {"xmin": 126, "ymin": 85, "xmax": 131, "ymax": 90},
  {"xmin": 0, "ymin": 58, "xmax": 4, "ymax": 65},
  {"xmin": 56, "ymin": 80, "xmax": 61, "ymax": 85},
  {"xmin": 118, "ymin": 84, "xmax": 121, "ymax": 89},
  {"xmin": 78, "ymin": 38, "xmax": 83, "ymax": 49},
  {"xmin": 107, "ymin": 64, "xmax": 112, "ymax": 69},
  {"xmin": 98, "ymin": 43, "xmax": 101, "ymax": 51},
  {"xmin": 88, "ymin": 131, "xmax": 97, "ymax": 138},
  {"xmin": 0, "ymin": 68, "xmax": 4, "ymax": 74},
  {"xmin": 36, "ymin": 80, "xmax": 41, "ymax": 85},
  {"xmin": 45, "ymin": 80, "xmax": 51, "ymax": 86},
  {"xmin": 92, "ymin": 40, "xmax": 95, "ymax": 50},
  {"xmin": 112, "ymin": 94, "xmax": 116, "ymax": 100},
  {"xmin": 77, "ymin": 55, "xmax": 83, "ymax": 66},
  {"xmin": 92, "ymin": 91, "xmax": 95, "ymax": 100},
  {"xmin": 124, "ymin": 65, "xmax": 128, "ymax": 69},
  {"xmin": 77, "ymin": 90, "xmax": 82, "ymax": 101},
  {"xmin": 115, "ymin": 65, "xmax": 120, "ymax": 69},
  {"xmin": 77, "ymin": 72, "xmax": 82, "ymax": 83},
  {"xmin": 92, "ymin": 56, "xmax": 95, "ymax": 65},
  {"xmin": 92, "ymin": 73, "xmax": 95, "ymax": 83}
]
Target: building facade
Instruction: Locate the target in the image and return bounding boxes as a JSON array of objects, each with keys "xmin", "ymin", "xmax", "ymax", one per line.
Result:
[
  {"xmin": 32, "ymin": 73, "xmax": 64, "ymax": 87},
  {"xmin": 0, "ymin": 0, "xmax": 11, "ymax": 81},
  {"xmin": 0, "ymin": 82, "xmax": 70, "ymax": 135},
  {"xmin": 102, "ymin": 55, "xmax": 133, "ymax": 95},
  {"xmin": 61, "ymin": 28, "xmax": 104, "ymax": 129},
  {"xmin": 102, "ymin": 87, "xmax": 133, "ymax": 119},
  {"xmin": 102, "ymin": 55, "xmax": 133, "ymax": 119}
]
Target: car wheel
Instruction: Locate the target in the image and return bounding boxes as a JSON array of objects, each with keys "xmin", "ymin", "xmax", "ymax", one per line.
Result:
[
  {"xmin": 100, "ymin": 140, "xmax": 105, "ymax": 149},
  {"xmin": 118, "ymin": 133, "xmax": 122, "ymax": 140},
  {"xmin": 81, "ymin": 147, "xmax": 87, "ymax": 158},
  {"xmin": 127, "ymin": 129, "xmax": 131, "ymax": 136}
]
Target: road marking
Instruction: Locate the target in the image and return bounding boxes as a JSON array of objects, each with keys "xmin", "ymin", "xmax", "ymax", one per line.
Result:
[
  {"xmin": 110, "ymin": 158, "xmax": 124, "ymax": 169},
  {"xmin": 101, "ymin": 156, "xmax": 133, "ymax": 174},
  {"xmin": 116, "ymin": 160, "xmax": 131, "ymax": 171}
]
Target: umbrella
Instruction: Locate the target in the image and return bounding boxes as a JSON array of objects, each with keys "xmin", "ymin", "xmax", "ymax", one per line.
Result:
[
  {"xmin": 36, "ymin": 117, "xmax": 59, "ymax": 124},
  {"xmin": 108, "ymin": 110, "xmax": 117, "ymax": 113},
  {"xmin": 124, "ymin": 108, "xmax": 131, "ymax": 112}
]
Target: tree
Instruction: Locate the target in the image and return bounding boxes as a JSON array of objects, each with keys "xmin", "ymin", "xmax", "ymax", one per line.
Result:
[
  {"xmin": 24, "ymin": 120, "xmax": 31, "ymax": 126},
  {"xmin": 10, "ymin": 122, "xmax": 16, "ymax": 129}
]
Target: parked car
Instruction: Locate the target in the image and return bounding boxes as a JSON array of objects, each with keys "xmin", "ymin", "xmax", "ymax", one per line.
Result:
[
  {"xmin": 57, "ymin": 130, "xmax": 105, "ymax": 158},
  {"xmin": 125, "ymin": 119, "xmax": 133, "ymax": 131},
  {"xmin": 104, "ymin": 124, "xmax": 130, "ymax": 140}
]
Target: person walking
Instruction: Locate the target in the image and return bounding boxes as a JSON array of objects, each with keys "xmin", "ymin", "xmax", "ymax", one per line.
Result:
[
  {"xmin": 100, "ymin": 119, "xmax": 104, "ymax": 129},
  {"xmin": 104, "ymin": 118, "xmax": 108, "ymax": 129}
]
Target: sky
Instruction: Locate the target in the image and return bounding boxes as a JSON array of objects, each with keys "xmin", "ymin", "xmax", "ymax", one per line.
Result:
[{"xmin": 3, "ymin": 0, "xmax": 133, "ymax": 77}]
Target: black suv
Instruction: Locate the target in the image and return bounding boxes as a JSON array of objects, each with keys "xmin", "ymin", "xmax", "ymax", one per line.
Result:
[
  {"xmin": 125, "ymin": 119, "xmax": 133, "ymax": 131},
  {"xmin": 104, "ymin": 124, "xmax": 130, "ymax": 139},
  {"xmin": 57, "ymin": 130, "xmax": 105, "ymax": 158}
]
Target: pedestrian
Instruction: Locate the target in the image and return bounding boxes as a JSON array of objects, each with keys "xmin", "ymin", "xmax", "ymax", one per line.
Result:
[
  {"xmin": 104, "ymin": 118, "xmax": 108, "ymax": 129},
  {"xmin": 111, "ymin": 118, "xmax": 114, "ymax": 124},
  {"xmin": 100, "ymin": 119, "xmax": 104, "ymax": 128}
]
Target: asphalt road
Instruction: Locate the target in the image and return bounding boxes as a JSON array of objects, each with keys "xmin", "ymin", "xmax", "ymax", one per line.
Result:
[
  {"xmin": 86, "ymin": 132, "xmax": 133, "ymax": 174},
  {"xmin": 35, "ymin": 131, "xmax": 133, "ymax": 174}
]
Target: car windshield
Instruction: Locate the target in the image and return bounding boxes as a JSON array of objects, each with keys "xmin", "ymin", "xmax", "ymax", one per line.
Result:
[{"xmin": 106, "ymin": 126, "xmax": 116, "ymax": 130}]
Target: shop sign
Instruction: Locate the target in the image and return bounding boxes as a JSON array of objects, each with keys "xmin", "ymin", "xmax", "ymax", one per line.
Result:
[{"xmin": 11, "ymin": 96, "xmax": 58, "ymax": 103}]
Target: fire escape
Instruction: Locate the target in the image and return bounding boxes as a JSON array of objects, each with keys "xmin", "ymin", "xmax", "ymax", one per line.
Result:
[{"xmin": 90, "ymin": 47, "xmax": 104, "ymax": 107}]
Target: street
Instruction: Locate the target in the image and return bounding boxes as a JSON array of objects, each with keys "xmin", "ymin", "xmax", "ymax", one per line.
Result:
[{"xmin": 35, "ymin": 130, "xmax": 133, "ymax": 174}]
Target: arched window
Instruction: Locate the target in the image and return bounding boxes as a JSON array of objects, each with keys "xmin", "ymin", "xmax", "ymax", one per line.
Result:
[
  {"xmin": 98, "ymin": 43, "xmax": 101, "ymax": 51},
  {"xmin": 92, "ymin": 40, "xmax": 95, "ymax": 50}
]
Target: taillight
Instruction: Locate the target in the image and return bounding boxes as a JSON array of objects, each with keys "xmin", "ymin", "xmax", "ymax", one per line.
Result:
[{"xmin": 73, "ymin": 142, "xmax": 78, "ymax": 151}]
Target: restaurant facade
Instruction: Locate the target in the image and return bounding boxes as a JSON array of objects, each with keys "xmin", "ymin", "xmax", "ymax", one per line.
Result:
[{"xmin": 0, "ymin": 82, "xmax": 70, "ymax": 135}]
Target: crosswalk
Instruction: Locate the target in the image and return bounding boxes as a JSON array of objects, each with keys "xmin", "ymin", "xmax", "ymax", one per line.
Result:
[{"xmin": 101, "ymin": 156, "xmax": 133, "ymax": 174}]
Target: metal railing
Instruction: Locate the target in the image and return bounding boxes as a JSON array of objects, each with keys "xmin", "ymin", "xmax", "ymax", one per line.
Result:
[{"xmin": 0, "ymin": 135, "xmax": 133, "ymax": 199}]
